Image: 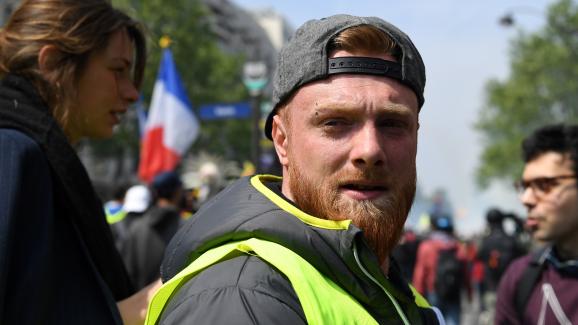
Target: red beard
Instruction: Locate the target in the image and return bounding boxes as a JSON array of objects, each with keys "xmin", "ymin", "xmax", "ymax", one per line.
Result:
[{"xmin": 288, "ymin": 164, "xmax": 415, "ymax": 263}]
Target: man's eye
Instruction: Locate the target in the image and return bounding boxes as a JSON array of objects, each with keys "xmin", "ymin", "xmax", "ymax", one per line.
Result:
[
  {"xmin": 323, "ymin": 119, "xmax": 349, "ymax": 127},
  {"xmin": 535, "ymin": 179, "xmax": 556, "ymax": 192}
]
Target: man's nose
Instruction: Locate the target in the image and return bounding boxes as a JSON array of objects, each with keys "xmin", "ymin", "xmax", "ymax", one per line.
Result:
[
  {"xmin": 520, "ymin": 186, "xmax": 537, "ymax": 209},
  {"xmin": 350, "ymin": 123, "xmax": 386, "ymax": 168}
]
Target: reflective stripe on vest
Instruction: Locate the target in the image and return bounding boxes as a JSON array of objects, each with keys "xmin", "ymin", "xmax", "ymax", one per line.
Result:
[
  {"xmin": 410, "ymin": 285, "xmax": 430, "ymax": 308},
  {"xmin": 146, "ymin": 238, "xmax": 424, "ymax": 324}
]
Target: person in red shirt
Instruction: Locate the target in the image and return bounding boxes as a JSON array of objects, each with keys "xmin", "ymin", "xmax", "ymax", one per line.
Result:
[{"xmin": 413, "ymin": 215, "xmax": 469, "ymax": 325}]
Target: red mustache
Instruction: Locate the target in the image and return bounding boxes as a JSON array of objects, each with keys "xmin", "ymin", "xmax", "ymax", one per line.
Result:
[{"xmin": 334, "ymin": 169, "xmax": 391, "ymax": 186}]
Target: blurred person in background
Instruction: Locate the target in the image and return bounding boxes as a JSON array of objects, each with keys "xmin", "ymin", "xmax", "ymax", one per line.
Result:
[
  {"xmin": 495, "ymin": 124, "xmax": 578, "ymax": 324},
  {"xmin": 120, "ymin": 172, "xmax": 183, "ymax": 290},
  {"xmin": 467, "ymin": 239, "xmax": 486, "ymax": 312},
  {"xmin": 196, "ymin": 161, "xmax": 223, "ymax": 204},
  {"xmin": 110, "ymin": 184, "xmax": 152, "ymax": 251},
  {"xmin": 105, "ymin": 182, "xmax": 130, "ymax": 224},
  {"xmin": 476, "ymin": 208, "xmax": 526, "ymax": 323},
  {"xmin": 180, "ymin": 171, "xmax": 202, "ymax": 218},
  {"xmin": 413, "ymin": 215, "xmax": 469, "ymax": 325},
  {"xmin": 391, "ymin": 227, "xmax": 421, "ymax": 281},
  {"xmin": 0, "ymin": 0, "xmax": 160, "ymax": 324}
]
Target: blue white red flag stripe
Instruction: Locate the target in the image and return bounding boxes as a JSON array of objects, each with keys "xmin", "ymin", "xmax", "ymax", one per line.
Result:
[{"xmin": 138, "ymin": 48, "xmax": 199, "ymax": 182}]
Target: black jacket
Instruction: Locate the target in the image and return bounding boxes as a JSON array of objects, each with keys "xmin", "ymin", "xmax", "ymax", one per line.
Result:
[
  {"xmin": 158, "ymin": 175, "xmax": 440, "ymax": 324},
  {"xmin": 120, "ymin": 205, "xmax": 181, "ymax": 290},
  {"xmin": 477, "ymin": 227, "xmax": 526, "ymax": 290},
  {"xmin": 0, "ymin": 75, "xmax": 133, "ymax": 324}
]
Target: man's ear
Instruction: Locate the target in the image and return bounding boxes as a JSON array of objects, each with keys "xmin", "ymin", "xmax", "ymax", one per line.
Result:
[
  {"xmin": 38, "ymin": 45, "xmax": 61, "ymax": 73},
  {"xmin": 271, "ymin": 114, "xmax": 289, "ymax": 167}
]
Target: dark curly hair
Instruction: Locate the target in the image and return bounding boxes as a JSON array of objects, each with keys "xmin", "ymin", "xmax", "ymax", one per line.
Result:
[{"xmin": 522, "ymin": 124, "xmax": 578, "ymax": 178}]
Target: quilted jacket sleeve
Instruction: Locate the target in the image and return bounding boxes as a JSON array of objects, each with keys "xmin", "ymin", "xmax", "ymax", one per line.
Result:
[{"xmin": 158, "ymin": 255, "xmax": 307, "ymax": 325}]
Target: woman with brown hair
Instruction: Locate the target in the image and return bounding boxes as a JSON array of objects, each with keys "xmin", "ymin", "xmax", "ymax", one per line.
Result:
[{"xmin": 0, "ymin": 0, "xmax": 158, "ymax": 324}]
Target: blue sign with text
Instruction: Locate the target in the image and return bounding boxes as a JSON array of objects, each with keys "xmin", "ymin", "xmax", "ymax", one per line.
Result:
[{"xmin": 199, "ymin": 102, "xmax": 252, "ymax": 120}]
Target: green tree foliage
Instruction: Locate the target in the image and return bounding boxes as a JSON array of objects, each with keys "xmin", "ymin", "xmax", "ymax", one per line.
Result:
[
  {"xmin": 476, "ymin": 0, "xmax": 578, "ymax": 188},
  {"xmin": 89, "ymin": 0, "xmax": 251, "ymax": 176}
]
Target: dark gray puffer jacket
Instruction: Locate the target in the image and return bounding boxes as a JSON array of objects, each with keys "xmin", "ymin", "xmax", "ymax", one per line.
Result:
[{"xmin": 157, "ymin": 175, "xmax": 441, "ymax": 324}]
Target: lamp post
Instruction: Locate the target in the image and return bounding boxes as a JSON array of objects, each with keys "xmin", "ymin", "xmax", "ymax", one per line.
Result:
[
  {"xmin": 498, "ymin": 6, "xmax": 543, "ymax": 28},
  {"xmin": 498, "ymin": 13, "xmax": 515, "ymax": 27},
  {"xmin": 498, "ymin": 6, "xmax": 578, "ymax": 59},
  {"xmin": 243, "ymin": 61, "xmax": 268, "ymax": 172}
]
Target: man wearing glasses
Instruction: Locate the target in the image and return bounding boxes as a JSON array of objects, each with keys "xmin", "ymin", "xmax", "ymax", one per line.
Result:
[{"xmin": 495, "ymin": 124, "xmax": 578, "ymax": 325}]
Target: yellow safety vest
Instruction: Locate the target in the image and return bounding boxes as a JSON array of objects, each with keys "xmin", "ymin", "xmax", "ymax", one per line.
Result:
[{"xmin": 146, "ymin": 238, "xmax": 430, "ymax": 324}]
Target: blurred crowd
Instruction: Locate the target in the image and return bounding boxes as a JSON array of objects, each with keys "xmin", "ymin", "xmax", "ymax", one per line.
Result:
[
  {"xmin": 102, "ymin": 160, "xmax": 237, "ymax": 290},
  {"xmin": 102, "ymin": 161, "xmax": 535, "ymax": 325},
  {"xmin": 393, "ymin": 208, "xmax": 531, "ymax": 325}
]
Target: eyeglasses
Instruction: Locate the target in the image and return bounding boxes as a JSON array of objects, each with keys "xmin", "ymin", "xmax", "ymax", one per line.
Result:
[{"xmin": 514, "ymin": 175, "xmax": 577, "ymax": 197}]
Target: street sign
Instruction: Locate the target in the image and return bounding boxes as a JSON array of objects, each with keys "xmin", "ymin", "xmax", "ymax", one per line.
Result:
[
  {"xmin": 199, "ymin": 102, "xmax": 252, "ymax": 120},
  {"xmin": 243, "ymin": 61, "xmax": 268, "ymax": 96}
]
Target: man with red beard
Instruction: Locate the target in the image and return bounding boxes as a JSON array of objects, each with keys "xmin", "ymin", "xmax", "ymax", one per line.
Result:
[
  {"xmin": 495, "ymin": 124, "xmax": 578, "ymax": 325},
  {"xmin": 145, "ymin": 14, "xmax": 443, "ymax": 325}
]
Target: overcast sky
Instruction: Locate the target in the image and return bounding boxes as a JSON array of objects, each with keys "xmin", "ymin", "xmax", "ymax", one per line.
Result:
[{"xmin": 234, "ymin": 0, "xmax": 556, "ymax": 235}]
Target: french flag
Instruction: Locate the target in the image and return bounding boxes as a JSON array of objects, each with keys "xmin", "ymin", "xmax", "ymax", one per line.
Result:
[{"xmin": 138, "ymin": 48, "xmax": 199, "ymax": 183}]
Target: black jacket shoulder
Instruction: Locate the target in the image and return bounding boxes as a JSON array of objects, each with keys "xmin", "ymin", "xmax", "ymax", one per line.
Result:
[{"xmin": 0, "ymin": 129, "xmax": 121, "ymax": 324}]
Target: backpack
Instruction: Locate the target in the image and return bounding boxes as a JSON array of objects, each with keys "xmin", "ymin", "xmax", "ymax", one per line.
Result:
[
  {"xmin": 480, "ymin": 231, "xmax": 525, "ymax": 290},
  {"xmin": 434, "ymin": 246, "xmax": 463, "ymax": 300}
]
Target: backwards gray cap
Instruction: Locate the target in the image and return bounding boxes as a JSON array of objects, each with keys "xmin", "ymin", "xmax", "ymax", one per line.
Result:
[{"xmin": 264, "ymin": 14, "xmax": 426, "ymax": 140}]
